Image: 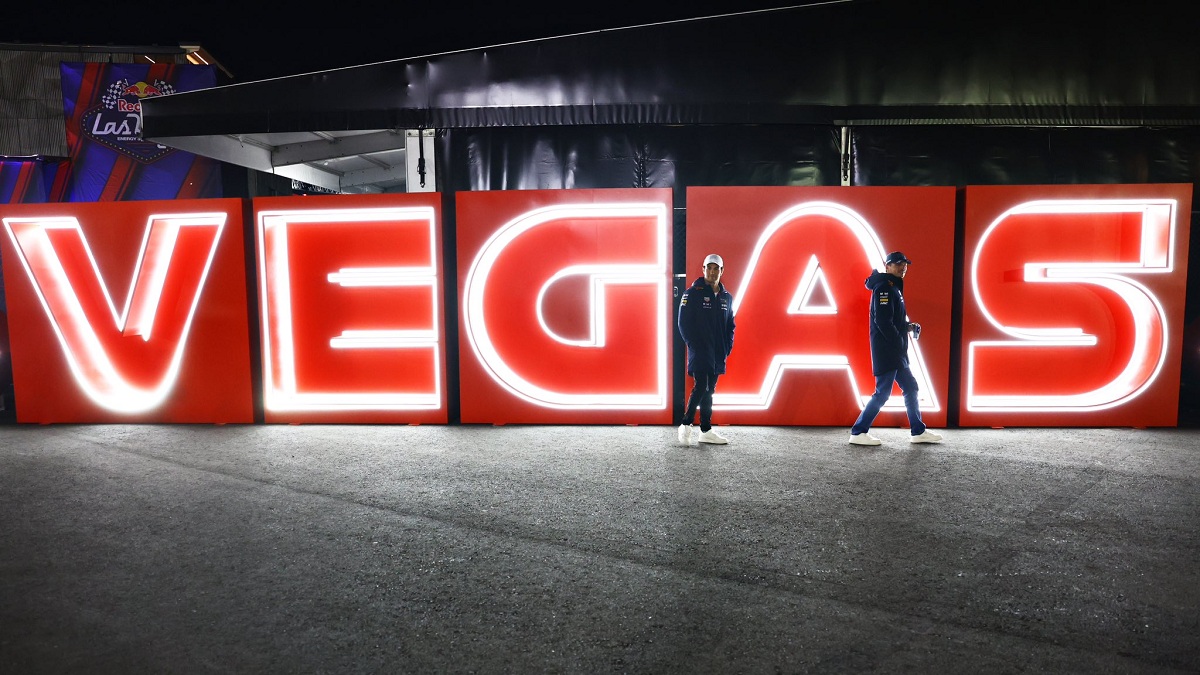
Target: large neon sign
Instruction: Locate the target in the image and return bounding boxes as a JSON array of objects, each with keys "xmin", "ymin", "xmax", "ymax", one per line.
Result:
[
  {"xmin": 960, "ymin": 185, "xmax": 1192, "ymax": 426},
  {"xmin": 254, "ymin": 193, "xmax": 447, "ymax": 424},
  {"xmin": 456, "ymin": 189, "xmax": 673, "ymax": 424},
  {"xmin": 0, "ymin": 199, "xmax": 253, "ymax": 423},
  {"xmin": 686, "ymin": 187, "xmax": 956, "ymax": 427},
  {"xmin": 0, "ymin": 185, "xmax": 1189, "ymax": 427}
]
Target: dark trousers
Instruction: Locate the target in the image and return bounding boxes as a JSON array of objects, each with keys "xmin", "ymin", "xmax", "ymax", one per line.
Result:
[
  {"xmin": 850, "ymin": 367, "xmax": 926, "ymax": 436},
  {"xmin": 680, "ymin": 371, "xmax": 719, "ymax": 432}
]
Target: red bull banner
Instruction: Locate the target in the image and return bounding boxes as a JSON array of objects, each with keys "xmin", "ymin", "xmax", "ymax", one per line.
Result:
[
  {"xmin": 59, "ymin": 63, "xmax": 221, "ymax": 202},
  {"xmin": 0, "ymin": 157, "xmax": 68, "ymax": 204}
]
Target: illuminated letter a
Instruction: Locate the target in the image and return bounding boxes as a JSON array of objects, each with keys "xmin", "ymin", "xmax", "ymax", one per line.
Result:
[{"xmin": 713, "ymin": 202, "xmax": 938, "ymax": 422}]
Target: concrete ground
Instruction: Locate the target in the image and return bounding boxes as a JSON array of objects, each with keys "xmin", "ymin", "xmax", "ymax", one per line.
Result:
[{"xmin": 0, "ymin": 424, "xmax": 1197, "ymax": 674}]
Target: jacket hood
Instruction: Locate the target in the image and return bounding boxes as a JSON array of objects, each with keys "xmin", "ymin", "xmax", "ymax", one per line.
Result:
[
  {"xmin": 691, "ymin": 276, "xmax": 726, "ymax": 293},
  {"xmin": 864, "ymin": 270, "xmax": 902, "ymax": 291}
]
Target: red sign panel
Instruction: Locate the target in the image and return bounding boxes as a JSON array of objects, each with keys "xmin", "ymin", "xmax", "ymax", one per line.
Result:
[
  {"xmin": 0, "ymin": 199, "xmax": 253, "ymax": 422},
  {"xmin": 1, "ymin": 185, "xmax": 1189, "ymax": 428},
  {"xmin": 456, "ymin": 189, "xmax": 673, "ymax": 424},
  {"xmin": 254, "ymin": 193, "xmax": 447, "ymax": 423},
  {"xmin": 959, "ymin": 184, "xmax": 1193, "ymax": 426},
  {"xmin": 686, "ymin": 187, "xmax": 956, "ymax": 427}
]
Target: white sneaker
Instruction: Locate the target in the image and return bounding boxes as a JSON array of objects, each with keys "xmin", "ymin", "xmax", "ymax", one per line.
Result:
[
  {"xmin": 848, "ymin": 432, "xmax": 881, "ymax": 446},
  {"xmin": 910, "ymin": 430, "xmax": 944, "ymax": 444},
  {"xmin": 677, "ymin": 424, "xmax": 695, "ymax": 445},
  {"xmin": 697, "ymin": 428, "xmax": 729, "ymax": 445}
]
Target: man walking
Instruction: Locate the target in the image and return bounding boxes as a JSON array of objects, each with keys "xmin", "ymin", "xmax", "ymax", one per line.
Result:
[
  {"xmin": 849, "ymin": 251, "xmax": 943, "ymax": 446},
  {"xmin": 677, "ymin": 253, "xmax": 735, "ymax": 445}
]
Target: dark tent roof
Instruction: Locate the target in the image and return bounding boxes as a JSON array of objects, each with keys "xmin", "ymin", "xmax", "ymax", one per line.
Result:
[{"xmin": 140, "ymin": 1, "xmax": 1200, "ymax": 192}]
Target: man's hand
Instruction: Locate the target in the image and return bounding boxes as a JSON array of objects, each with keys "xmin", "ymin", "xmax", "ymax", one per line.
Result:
[{"xmin": 908, "ymin": 322, "xmax": 922, "ymax": 340}]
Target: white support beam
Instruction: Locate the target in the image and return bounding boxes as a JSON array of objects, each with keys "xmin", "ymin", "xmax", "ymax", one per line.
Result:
[
  {"xmin": 340, "ymin": 163, "xmax": 406, "ymax": 189},
  {"xmin": 270, "ymin": 163, "xmax": 342, "ymax": 192},
  {"xmin": 149, "ymin": 134, "xmax": 276, "ymax": 173}
]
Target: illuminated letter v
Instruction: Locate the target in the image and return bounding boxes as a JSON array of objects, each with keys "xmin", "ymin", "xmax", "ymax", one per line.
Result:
[{"xmin": 3, "ymin": 214, "xmax": 226, "ymax": 412}]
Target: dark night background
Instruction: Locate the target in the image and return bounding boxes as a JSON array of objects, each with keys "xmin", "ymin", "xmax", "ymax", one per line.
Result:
[{"xmin": 2, "ymin": 0, "xmax": 808, "ymax": 82}]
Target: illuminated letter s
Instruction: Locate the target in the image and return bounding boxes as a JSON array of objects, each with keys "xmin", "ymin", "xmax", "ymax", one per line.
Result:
[{"xmin": 968, "ymin": 199, "xmax": 1176, "ymax": 411}]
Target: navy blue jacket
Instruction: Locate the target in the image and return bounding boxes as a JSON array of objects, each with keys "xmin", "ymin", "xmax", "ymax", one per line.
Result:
[
  {"xmin": 865, "ymin": 270, "xmax": 910, "ymax": 375},
  {"xmin": 677, "ymin": 276, "xmax": 735, "ymax": 375}
]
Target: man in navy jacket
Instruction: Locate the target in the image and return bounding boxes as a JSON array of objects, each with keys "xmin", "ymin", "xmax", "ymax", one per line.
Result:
[
  {"xmin": 677, "ymin": 253, "xmax": 736, "ymax": 445},
  {"xmin": 849, "ymin": 251, "xmax": 944, "ymax": 446}
]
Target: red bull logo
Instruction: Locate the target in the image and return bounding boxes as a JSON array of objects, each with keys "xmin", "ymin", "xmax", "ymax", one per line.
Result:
[
  {"xmin": 122, "ymin": 82, "xmax": 165, "ymax": 97},
  {"xmin": 82, "ymin": 78, "xmax": 176, "ymax": 162},
  {"xmin": 115, "ymin": 82, "xmax": 165, "ymax": 112}
]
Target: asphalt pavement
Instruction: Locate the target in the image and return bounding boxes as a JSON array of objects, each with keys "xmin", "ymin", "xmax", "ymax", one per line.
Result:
[{"xmin": 1, "ymin": 424, "xmax": 1197, "ymax": 673}]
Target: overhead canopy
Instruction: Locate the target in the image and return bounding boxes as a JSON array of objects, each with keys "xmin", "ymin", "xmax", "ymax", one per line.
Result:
[{"xmin": 141, "ymin": 0, "xmax": 1200, "ymax": 193}]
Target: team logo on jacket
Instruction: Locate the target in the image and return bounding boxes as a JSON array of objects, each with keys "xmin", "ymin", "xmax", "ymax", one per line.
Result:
[{"xmin": 878, "ymin": 293, "xmax": 889, "ymax": 304}]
